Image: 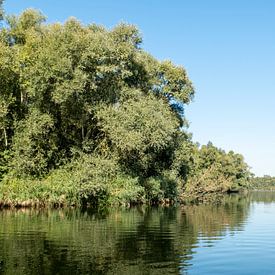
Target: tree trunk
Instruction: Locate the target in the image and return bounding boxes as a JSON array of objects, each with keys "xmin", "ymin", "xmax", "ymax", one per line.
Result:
[
  {"xmin": 3, "ymin": 128, "xmax": 7, "ymax": 147},
  {"xmin": 82, "ymin": 125, "xmax": 85, "ymax": 141}
]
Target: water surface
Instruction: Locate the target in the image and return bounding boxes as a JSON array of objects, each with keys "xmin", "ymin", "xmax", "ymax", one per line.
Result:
[{"xmin": 0, "ymin": 192, "xmax": 275, "ymax": 274}]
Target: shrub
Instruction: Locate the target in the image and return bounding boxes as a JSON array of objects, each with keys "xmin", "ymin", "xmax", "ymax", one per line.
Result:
[
  {"xmin": 181, "ymin": 164, "xmax": 232, "ymax": 203},
  {"xmin": 108, "ymin": 174, "xmax": 145, "ymax": 206}
]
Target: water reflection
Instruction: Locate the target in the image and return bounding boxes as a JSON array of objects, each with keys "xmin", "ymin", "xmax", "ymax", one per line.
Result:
[{"xmin": 0, "ymin": 192, "xmax": 273, "ymax": 274}]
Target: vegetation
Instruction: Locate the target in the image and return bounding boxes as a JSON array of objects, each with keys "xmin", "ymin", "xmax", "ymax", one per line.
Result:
[
  {"xmin": 0, "ymin": 0, "xmax": 3, "ymax": 21},
  {"xmin": 0, "ymin": 8, "xmax": 251, "ymax": 207},
  {"xmin": 250, "ymin": 175, "xmax": 275, "ymax": 190}
]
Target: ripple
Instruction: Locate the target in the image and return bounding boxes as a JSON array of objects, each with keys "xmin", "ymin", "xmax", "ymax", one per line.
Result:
[{"xmin": 1, "ymin": 193, "xmax": 275, "ymax": 274}]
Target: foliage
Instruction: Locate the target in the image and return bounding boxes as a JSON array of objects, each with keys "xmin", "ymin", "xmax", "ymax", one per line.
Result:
[
  {"xmin": 97, "ymin": 92, "xmax": 179, "ymax": 177},
  {"xmin": 0, "ymin": 0, "xmax": 3, "ymax": 22},
  {"xmin": 108, "ymin": 174, "xmax": 145, "ymax": 206},
  {"xmin": 250, "ymin": 175, "xmax": 275, "ymax": 190},
  {"xmin": 0, "ymin": 9, "xmax": 252, "ymax": 207},
  {"xmin": 0, "ymin": 149, "xmax": 9, "ymax": 179},
  {"xmin": 196, "ymin": 142, "xmax": 252, "ymax": 191},
  {"xmin": 181, "ymin": 164, "xmax": 232, "ymax": 203},
  {"xmin": 10, "ymin": 109, "xmax": 57, "ymax": 177}
]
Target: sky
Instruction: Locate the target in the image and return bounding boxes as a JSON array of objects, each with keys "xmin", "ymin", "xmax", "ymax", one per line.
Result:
[{"xmin": 3, "ymin": 0, "xmax": 275, "ymax": 176}]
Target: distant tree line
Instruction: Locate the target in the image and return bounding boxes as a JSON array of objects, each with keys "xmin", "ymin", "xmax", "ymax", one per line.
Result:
[
  {"xmin": 0, "ymin": 9, "xmax": 252, "ymax": 207},
  {"xmin": 250, "ymin": 175, "xmax": 275, "ymax": 190}
]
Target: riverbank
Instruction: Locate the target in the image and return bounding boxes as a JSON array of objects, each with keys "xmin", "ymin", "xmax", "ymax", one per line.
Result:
[{"xmin": 0, "ymin": 171, "xmax": 244, "ymax": 208}]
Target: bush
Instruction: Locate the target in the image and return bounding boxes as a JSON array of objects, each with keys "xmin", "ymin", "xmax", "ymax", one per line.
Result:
[
  {"xmin": 0, "ymin": 169, "xmax": 79, "ymax": 207},
  {"xmin": 10, "ymin": 109, "xmax": 57, "ymax": 178},
  {"xmin": 180, "ymin": 164, "xmax": 231, "ymax": 203},
  {"xmin": 108, "ymin": 174, "xmax": 145, "ymax": 206}
]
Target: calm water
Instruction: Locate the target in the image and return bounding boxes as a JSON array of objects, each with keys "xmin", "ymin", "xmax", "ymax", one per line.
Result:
[{"xmin": 1, "ymin": 192, "xmax": 275, "ymax": 274}]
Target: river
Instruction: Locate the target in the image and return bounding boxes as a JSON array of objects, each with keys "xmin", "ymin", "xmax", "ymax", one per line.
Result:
[{"xmin": 1, "ymin": 191, "xmax": 275, "ymax": 274}]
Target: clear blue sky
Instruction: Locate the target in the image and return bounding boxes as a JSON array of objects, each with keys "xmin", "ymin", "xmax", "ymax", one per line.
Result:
[{"xmin": 4, "ymin": 0, "xmax": 275, "ymax": 176}]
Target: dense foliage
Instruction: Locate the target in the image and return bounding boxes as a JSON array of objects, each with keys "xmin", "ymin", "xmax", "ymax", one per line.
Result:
[
  {"xmin": 0, "ymin": 9, "xmax": 251, "ymax": 207},
  {"xmin": 0, "ymin": 0, "xmax": 3, "ymax": 21},
  {"xmin": 250, "ymin": 176, "xmax": 275, "ymax": 190}
]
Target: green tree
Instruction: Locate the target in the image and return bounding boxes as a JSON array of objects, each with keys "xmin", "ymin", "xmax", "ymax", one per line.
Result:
[
  {"xmin": 11, "ymin": 109, "xmax": 57, "ymax": 177},
  {"xmin": 0, "ymin": 9, "xmax": 252, "ymax": 206},
  {"xmin": 0, "ymin": 0, "xmax": 4, "ymax": 22}
]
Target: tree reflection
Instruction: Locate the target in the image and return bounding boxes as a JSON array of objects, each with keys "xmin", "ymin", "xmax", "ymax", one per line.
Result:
[{"xmin": 0, "ymin": 195, "xmax": 253, "ymax": 274}]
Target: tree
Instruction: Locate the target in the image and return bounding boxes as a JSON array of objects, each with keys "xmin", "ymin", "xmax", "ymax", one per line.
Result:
[
  {"xmin": 2, "ymin": 10, "xmax": 194, "ymax": 171},
  {"xmin": 11, "ymin": 109, "xmax": 57, "ymax": 177},
  {"xmin": 0, "ymin": 9, "xmax": 252, "ymax": 206},
  {"xmin": 0, "ymin": 0, "xmax": 4, "ymax": 22},
  {"xmin": 97, "ymin": 91, "xmax": 180, "ymax": 176}
]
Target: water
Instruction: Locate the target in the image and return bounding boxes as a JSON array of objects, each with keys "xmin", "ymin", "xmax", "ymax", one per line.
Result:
[{"xmin": 0, "ymin": 192, "xmax": 275, "ymax": 274}]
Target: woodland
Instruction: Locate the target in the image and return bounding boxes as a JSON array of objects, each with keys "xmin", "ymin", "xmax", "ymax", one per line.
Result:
[{"xmin": 0, "ymin": 9, "xmax": 251, "ymax": 207}]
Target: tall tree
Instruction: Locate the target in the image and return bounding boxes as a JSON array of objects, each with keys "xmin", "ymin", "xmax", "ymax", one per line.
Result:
[
  {"xmin": 0, "ymin": 0, "xmax": 3, "ymax": 22},
  {"xmin": 0, "ymin": 9, "xmax": 252, "ymax": 206}
]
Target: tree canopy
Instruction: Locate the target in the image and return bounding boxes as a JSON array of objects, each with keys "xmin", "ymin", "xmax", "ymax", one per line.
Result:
[
  {"xmin": 0, "ymin": 0, "xmax": 4, "ymax": 21},
  {"xmin": 0, "ymin": 9, "xmax": 251, "ymax": 207}
]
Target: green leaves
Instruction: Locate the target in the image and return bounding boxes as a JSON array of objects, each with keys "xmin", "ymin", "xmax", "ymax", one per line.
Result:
[
  {"xmin": 5, "ymin": 9, "xmax": 45, "ymax": 45},
  {"xmin": 98, "ymin": 93, "xmax": 179, "ymax": 153},
  {"xmin": 158, "ymin": 60, "xmax": 194, "ymax": 104},
  {"xmin": 96, "ymin": 92, "xmax": 180, "ymax": 176},
  {"xmin": 0, "ymin": 9, "xmax": 251, "ymax": 206},
  {"xmin": 0, "ymin": 0, "xmax": 4, "ymax": 22},
  {"xmin": 11, "ymin": 109, "xmax": 56, "ymax": 177}
]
